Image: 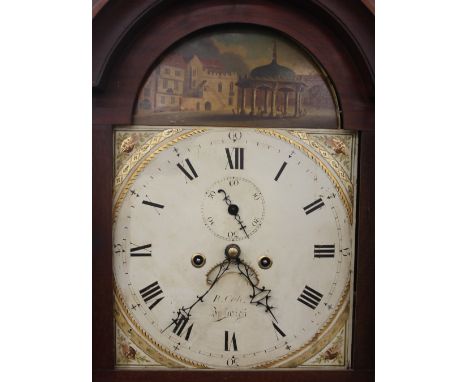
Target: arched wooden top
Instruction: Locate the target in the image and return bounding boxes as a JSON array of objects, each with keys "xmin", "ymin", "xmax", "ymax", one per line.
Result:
[
  {"xmin": 93, "ymin": 0, "xmax": 374, "ymax": 131},
  {"xmin": 93, "ymin": 0, "xmax": 376, "ymax": 19}
]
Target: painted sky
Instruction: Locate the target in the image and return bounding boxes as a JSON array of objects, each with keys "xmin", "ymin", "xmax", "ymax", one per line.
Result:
[{"xmin": 172, "ymin": 29, "xmax": 320, "ymax": 76}]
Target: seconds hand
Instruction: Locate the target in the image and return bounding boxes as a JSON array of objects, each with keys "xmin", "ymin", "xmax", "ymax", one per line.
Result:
[{"xmin": 217, "ymin": 189, "xmax": 249, "ymax": 238}]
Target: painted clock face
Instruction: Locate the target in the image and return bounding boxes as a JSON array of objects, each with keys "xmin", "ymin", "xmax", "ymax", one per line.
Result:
[{"xmin": 113, "ymin": 128, "xmax": 355, "ymax": 368}]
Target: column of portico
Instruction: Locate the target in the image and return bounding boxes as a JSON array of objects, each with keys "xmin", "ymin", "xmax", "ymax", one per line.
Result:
[
  {"xmin": 270, "ymin": 84, "xmax": 277, "ymax": 117},
  {"xmin": 263, "ymin": 88, "xmax": 268, "ymax": 114},
  {"xmin": 240, "ymin": 87, "xmax": 246, "ymax": 115},
  {"xmin": 298, "ymin": 91, "xmax": 302, "ymax": 115},
  {"xmin": 250, "ymin": 87, "xmax": 257, "ymax": 115},
  {"xmin": 294, "ymin": 89, "xmax": 299, "ymax": 117},
  {"xmin": 283, "ymin": 91, "xmax": 289, "ymax": 115}
]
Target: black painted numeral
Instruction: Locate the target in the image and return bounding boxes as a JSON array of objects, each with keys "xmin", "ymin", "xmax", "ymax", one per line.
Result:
[
  {"xmin": 139, "ymin": 281, "xmax": 164, "ymax": 310},
  {"xmin": 225, "ymin": 148, "xmax": 244, "ymax": 169},
  {"xmin": 173, "ymin": 314, "xmax": 194, "ymax": 341},
  {"xmin": 274, "ymin": 161, "xmax": 288, "ymax": 181},
  {"xmin": 272, "ymin": 322, "xmax": 286, "ymax": 338},
  {"xmin": 303, "ymin": 198, "xmax": 325, "ymax": 215},
  {"xmin": 297, "ymin": 286, "xmax": 323, "ymax": 310},
  {"xmin": 142, "ymin": 200, "xmax": 164, "ymax": 209},
  {"xmin": 130, "ymin": 243, "xmax": 152, "ymax": 257},
  {"xmin": 314, "ymin": 244, "xmax": 335, "ymax": 258},
  {"xmin": 224, "ymin": 331, "xmax": 238, "ymax": 351},
  {"xmin": 177, "ymin": 159, "xmax": 198, "ymax": 181}
]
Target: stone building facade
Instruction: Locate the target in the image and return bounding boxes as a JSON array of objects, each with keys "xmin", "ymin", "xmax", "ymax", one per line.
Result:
[{"xmin": 136, "ymin": 54, "xmax": 238, "ymax": 114}]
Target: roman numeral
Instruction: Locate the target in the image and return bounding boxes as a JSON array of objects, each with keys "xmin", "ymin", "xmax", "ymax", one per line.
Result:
[
  {"xmin": 130, "ymin": 243, "xmax": 152, "ymax": 257},
  {"xmin": 142, "ymin": 200, "xmax": 164, "ymax": 209},
  {"xmin": 297, "ymin": 286, "xmax": 323, "ymax": 310},
  {"xmin": 274, "ymin": 161, "xmax": 288, "ymax": 181},
  {"xmin": 272, "ymin": 322, "xmax": 286, "ymax": 338},
  {"xmin": 173, "ymin": 314, "xmax": 194, "ymax": 341},
  {"xmin": 303, "ymin": 198, "xmax": 325, "ymax": 215},
  {"xmin": 225, "ymin": 148, "xmax": 244, "ymax": 169},
  {"xmin": 314, "ymin": 244, "xmax": 335, "ymax": 258},
  {"xmin": 177, "ymin": 159, "xmax": 198, "ymax": 181},
  {"xmin": 224, "ymin": 331, "xmax": 238, "ymax": 351},
  {"xmin": 139, "ymin": 281, "xmax": 164, "ymax": 310}
]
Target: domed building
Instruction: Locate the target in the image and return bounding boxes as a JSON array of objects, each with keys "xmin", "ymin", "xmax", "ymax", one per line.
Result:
[{"xmin": 236, "ymin": 42, "xmax": 306, "ymax": 117}]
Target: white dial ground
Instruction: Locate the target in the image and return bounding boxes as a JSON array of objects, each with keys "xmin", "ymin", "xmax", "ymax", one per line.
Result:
[{"xmin": 113, "ymin": 128, "xmax": 353, "ymax": 368}]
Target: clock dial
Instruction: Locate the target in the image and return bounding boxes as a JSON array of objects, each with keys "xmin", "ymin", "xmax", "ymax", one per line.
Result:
[{"xmin": 113, "ymin": 128, "xmax": 355, "ymax": 368}]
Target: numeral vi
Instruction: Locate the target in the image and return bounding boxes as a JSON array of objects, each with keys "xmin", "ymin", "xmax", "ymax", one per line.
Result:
[{"xmin": 224, "ymin": 331, "xmax": 238, "ymax": 351}]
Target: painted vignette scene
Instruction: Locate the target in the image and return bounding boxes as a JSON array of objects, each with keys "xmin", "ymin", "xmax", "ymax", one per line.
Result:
[{"xmin": 133, "ymin": 28, "xmax": 340, "ymax": 129}]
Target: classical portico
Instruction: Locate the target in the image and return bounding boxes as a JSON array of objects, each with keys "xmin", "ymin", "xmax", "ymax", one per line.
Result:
[{"xmin": 236, "ymin": 42, "xmax": 305, "ymax": 117}]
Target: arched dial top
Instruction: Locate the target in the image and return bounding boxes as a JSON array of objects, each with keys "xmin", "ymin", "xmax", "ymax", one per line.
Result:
[{"xmin": 113, "ymin": 128, "xmax": 356, "ymax": 368}]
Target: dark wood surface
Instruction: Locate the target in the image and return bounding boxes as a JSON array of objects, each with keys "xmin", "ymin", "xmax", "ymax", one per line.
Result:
[
  {"xmin": 353, "ymin": 130, "xmax": 375, "ymax": 370},
  {"xmin": 94, "ymin": 369, "xmax": 374, "ymax": 381},
  {"xmin": 92, "ymin": 124, "xmax": 114, "ymax": 369},
  {"xmin": 92, "ymin": 1, "xmax": 374, "ymax": 381},
  {"xmin": 92, "ymin": 0, "xmax": 374, "ymax": 130}
]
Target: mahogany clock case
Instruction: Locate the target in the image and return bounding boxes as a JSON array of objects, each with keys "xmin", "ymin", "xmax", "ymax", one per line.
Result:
[{"xmin": 92, "ymin": 0, "xmax": 374, "ymax": 381}]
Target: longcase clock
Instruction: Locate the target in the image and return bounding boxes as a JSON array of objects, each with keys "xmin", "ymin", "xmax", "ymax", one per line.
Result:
[{"xmin": 93, "ymin": 1, "xmax": 374, "ymax": 381}]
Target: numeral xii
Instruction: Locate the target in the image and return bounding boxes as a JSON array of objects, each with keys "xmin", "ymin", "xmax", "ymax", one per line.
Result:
[{"xmin": 225, "ymin": 148, "xmax": 244, "ymax": 169}]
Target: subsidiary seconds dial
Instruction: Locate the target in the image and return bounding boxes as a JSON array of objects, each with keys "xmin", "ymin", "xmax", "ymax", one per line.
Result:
[{"xmin": 202, "ymin": 177, "xmax": 266, "ymax": 241}]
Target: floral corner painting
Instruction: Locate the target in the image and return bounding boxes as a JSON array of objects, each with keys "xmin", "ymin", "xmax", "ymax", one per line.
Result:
[{"xmin": 133, "ymin": 27, "xmax": 340, "ymax": 129}]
